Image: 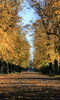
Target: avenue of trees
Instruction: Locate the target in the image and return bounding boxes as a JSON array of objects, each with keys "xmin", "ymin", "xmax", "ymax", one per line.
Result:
[
  {"xmin": 27, "ymin": 0, "xmax": 60, "ymax": 69},
  {"xmin": 0, "ymin": 0, "xmax": 30, "ymax": 73},
  {"xmin": 0, "ymin": 0, "xmax": 60, "ymax": 75}
]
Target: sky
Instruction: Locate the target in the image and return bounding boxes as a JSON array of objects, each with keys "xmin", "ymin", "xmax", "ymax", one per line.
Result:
[{"xmin": 18, "ymin": 0, "xmax": 40, "ymax": 61}]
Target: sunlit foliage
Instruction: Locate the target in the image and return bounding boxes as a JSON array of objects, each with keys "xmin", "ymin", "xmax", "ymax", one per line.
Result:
[
  {"xmin": 0, "ymin": 0, "xmax": 30, "ymax": 67},
  {"xmin": 27, "ymin": 0, "xmax": 60, "ymax": 68}
]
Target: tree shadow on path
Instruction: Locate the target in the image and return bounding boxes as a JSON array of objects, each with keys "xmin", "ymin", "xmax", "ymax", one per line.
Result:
[{"xmin": 0, "ymin": 86, "xmax": 60, "ymax": 100}]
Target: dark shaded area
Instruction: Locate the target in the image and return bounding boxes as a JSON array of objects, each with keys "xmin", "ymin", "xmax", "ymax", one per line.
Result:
[
  {"xmin": 0, "ymin": 71, "xmax": 60, "ymax": 100},
  {"xmin": 0, "ymin": 86, "xmax": 60, "ymax": 100},
  {"xmin": 34, "ymin": 59, "xmax": 60, "ymax": 77},
  {"xmin": 54, "ymin": 59, "xmax": 58, "ymax": 73},
  {"xmin": 0, "ymin": 59, "xmax": 24, "ymax": 74}
]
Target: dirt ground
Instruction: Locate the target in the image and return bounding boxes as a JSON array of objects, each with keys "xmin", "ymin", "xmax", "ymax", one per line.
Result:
[{"xmin": 0, "ymin": 72, "xmax": 60, "ymax": 100}]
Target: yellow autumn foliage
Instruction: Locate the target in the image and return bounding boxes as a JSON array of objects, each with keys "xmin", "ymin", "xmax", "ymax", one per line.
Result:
[
  {"xmin": 31, "ymin": 0, "xmax": 60, "ymax": 68},
  {"xmin": 0, "ymin": 0, "xmax": 30, "ymax": 67}
]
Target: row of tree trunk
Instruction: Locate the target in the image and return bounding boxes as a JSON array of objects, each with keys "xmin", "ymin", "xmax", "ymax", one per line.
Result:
[
  {"xmin": 0, "ymin": 59, "xmax": 23, "ymax": 74},
  {"xmin": 49, "ymin": 59, "xmax": 60, "ymax": 76}
]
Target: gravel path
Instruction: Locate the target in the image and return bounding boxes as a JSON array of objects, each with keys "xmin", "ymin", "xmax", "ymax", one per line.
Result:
[{"xmin": 0, "ymin": 72, "xmax": 60, "ymax": 100}]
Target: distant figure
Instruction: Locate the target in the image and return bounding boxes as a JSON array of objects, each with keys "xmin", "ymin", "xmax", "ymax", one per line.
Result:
[
  {"xmin": 30, "ymin": 61, "xmax": 33, "ymax": 66},
  {"xmin": 49, "ymin": 62, "xmax": 53, "ymax": 71},
  {"xmin": 49, "ymin": 62, "xmax": 53, "ymax": 76},
  {"xmin": 54, "ymin": 59, "xmax": 58, "ymax": 73},
  {"xmin": 28, "ymin": 61, "xmax": 33, "ymax": 72}
]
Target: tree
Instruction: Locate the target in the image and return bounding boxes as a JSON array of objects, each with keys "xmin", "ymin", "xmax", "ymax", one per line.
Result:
[
  {"xmin": 27, "ymin": 0, "xmax": 60, "ymax": 68},
  {"xmin": 27, "ymin": 0, "xmax": 60, "ymax": 35},
  {"xmin": 0, "ymin": 0, "xmax": 30, "ymax": 68},
  {"xmin": 33, "ymin": 20, "xmax": 48, "ymax": 68}
]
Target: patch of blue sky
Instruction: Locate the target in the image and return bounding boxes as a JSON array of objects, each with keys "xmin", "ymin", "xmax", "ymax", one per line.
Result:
[
  {"xmin": 18, "ymin": 9, "xmax": 39, "ymax": 27},
  {"xmin": 30, "ymin": 47, "xmax": 35, "ymax": 61},
  {"xmin": 18, "ymin": 0, "xmax": 40, "ymax": 26},
  {"xmin": 18, "ymin": 0, "xmax": 41, "ymax": 61},
  {"xmin": 25, "ymin": 34, "xmax": 34, "ymax": 46}
]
